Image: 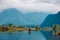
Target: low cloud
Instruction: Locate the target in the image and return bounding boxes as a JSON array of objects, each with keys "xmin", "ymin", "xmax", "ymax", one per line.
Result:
[{"xmin": 0, "ymin": 0, "xmax": 60, "ymax": 14}]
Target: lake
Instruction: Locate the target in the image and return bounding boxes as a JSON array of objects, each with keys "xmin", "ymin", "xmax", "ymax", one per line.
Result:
[{"xmin": 0, "ymin": 31, "xmax": 46, "ymax": 40}]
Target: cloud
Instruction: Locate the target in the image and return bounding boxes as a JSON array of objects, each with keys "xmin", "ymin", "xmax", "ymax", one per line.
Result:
[{"xmin": 0, "ymin": 0, "xmax": 60, "ymax": 14}]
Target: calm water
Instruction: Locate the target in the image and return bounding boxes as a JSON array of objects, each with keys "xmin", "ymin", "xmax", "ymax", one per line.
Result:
[{"xmin": 0, "ymin": 31, "xmax": 46, "ymax": 40}]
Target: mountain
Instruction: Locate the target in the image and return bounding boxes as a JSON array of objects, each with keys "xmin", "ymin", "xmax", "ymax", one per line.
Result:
[
  {"xmin": 0, "ymin": 8, "xmax": 25, "ymax": 25},
  {"xmin": 0, "ymin": 8, "xmax": 49, "ymax": 25},
  {"xmin": 23, "ymin": 12, "xmax": 49, "ymax": 25},
  {"xmin": 41, "ymin": 11, "xmax": 60, "ymax": 40},
  {"xmin": 41, "ymin": 11, "xmax": 60, "ymax": 27}
]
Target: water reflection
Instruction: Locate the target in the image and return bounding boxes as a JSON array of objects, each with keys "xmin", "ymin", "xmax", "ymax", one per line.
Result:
[{"xmin": 0, "ymin": 31, "xmax": 46, "ymax": 40}]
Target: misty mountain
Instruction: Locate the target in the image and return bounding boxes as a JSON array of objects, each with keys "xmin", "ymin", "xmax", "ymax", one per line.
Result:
[
  {"xmin": 23, "ymin": 12, "xmax": 49, "ymax": 25},
  {"xmin": 0, "ymin": 8, "xmax": 49, "ymax": 25},
  {"xmin": 0, "ymin": 8, "xmax": 25, "ymax": 25}
]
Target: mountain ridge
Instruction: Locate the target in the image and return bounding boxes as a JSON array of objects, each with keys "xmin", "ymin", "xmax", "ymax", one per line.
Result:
[
  {"xmin": 0, "ymin": 8, "xmax": 49, "ymax": 25},
  {"xmin": 41, "ymin": 11, "xmax": 60, "ymax": 40},
  {"xmin": 41, "ymin": 11, "xmax": 60, "ymax": 27}
]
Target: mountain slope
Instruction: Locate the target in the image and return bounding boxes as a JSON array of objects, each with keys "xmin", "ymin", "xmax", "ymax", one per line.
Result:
[
  {"xmin": 0, "ymin": 8, "xmax": 25, "ymax": 25},
  {"xmin": 41, "ymin": 11, "xmax": 60, "ymax": 27},
  {"xmin": 0, "ymin": 8, "xmax": 49, "ymax": 25},
  {"xmin": 41, "ymin": 11, "xmax": 60, "ymax": 40},
  {"xmin": 23, "ymin": 12, "xmax": 49, "ymax": 25}
]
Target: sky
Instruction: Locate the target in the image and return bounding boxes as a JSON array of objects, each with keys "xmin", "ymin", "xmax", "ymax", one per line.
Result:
[{"xmin": 0, "ymin": 0, "xmax": 60, "ymax": 14}]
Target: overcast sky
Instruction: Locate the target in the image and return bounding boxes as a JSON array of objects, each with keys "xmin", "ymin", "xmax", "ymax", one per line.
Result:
[{"xmin": 0, "ymin": 0, "xmax": 60, "ymax": 14}]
